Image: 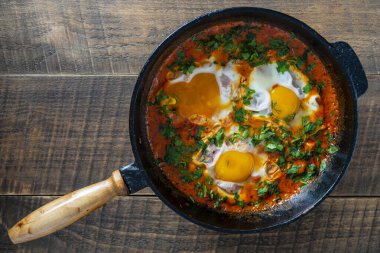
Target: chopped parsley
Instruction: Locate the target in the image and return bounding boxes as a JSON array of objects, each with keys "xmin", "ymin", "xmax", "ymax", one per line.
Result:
[
  {"xmin": 257, "ymin": 181, "xmax": 279, "ymax": 197},
  {"xmin": 291, "ymin": 49, "xmax": 309, "ymax": 70},
  {"xmin": 234, "ymin": 107, "xmax": 248, "ymax": 123},
  {"xmin": 251, "ymin": 124, "xmax": 276, "ymax": 146},
  {"xmin": 209, "ymin": 128, "xmax": 225, "ymax": 147},
  {"xmin": 154, "ymin": 90, "xmax": 169, "ymax": 105},
  {"xmin": 192, "ymin": 167, "xmax": 203, "ymax": 180},
  {"xmin": 303, "ymin": 79, "xmax": 325, "ymax": 94},
  {"xmin": 303, "ymin": 122, "xmax": 316, "ymax": 134},
  {"xmin": 277, "ymin": 156, "xmax": 286, "ymax": 168},
  {"xmin": 288, "ymin": 146, "xmax": 303, "ymax": 159},
  {"xmin": 160, "ymin": 124, "xmax": 176, "ymax": 139},
  {"xmin": 320, "ymin": 160, "xmax": 327, "ymax": 173},
  {"xmin": 242, "ymin": 85, "xmax": 255, "ymax": 105},
  {"xmin": 287, "ymin": 164, "xmax": 301, "ymax": 175},
  {"xmin": 234, "ymin": 193, "xmax": 245, "ymax": 208},
  {"xmin": 194, "ymin": 178, "xmax": 229, "ymax": 208},
  {"xmin": 265, "ymin": 142, "xmax": 284, "ymax": 152},
  {"xmin": 214, "ymin": 196, "xmax": 228, "ymax": 208},
  {"xmin": 304, "ymin": 63, "xmax": 316, "ymax": 73},
  {"xmin": 230, "ymin": 126, "xmax": 250, "ymax": 143},
  {"xmin": 327, "ymin": 134, "xmax": 334, "ymax": 144},
  {"xmin": 315, "ymin": 117, "xmax": 323, "ymax": 126},
  {"xmin": 236, "ymin": 33, "xmax": 269, "ymax": 67},
  {"xmin": 300, "ymin": 164, "xmax": 318, "ymax": 184},
  {"xmin": 302, "ymin": 81, "xmax": 313, "ymax": 94},
  {"xmin": 241, "ymin": 130, "xmax": 250, "ymax": 140},
  {"xmin": 296, "ymin": 57, "xmax": 305, "ymax": 69},
  {"xmin": 328, "ymin": 145, "xmax": 339, "ymax": 154},
  {"xmin": 302, "ymin": 116, "xmax": 323, "ymax": 134},
  {"xmin": 196, "ymin": 126, "xmax": 203, "ymax": 139},
  {"xmin": 316, "ymin": 81, "xmax": 325, "ymax": 92},
  {"xmin": 166, "ymin": 50, "xmax": 196, "ymax": 75},
  {"xmin": 276, "ymin": 60, "xmax": 290, "ymax": 73},
  {"xmin": 193, "ymin": 27, "xmax": 269, "ymax": 67},
  {"xmin": 269, "ymin": 38, "xmax": 289, "ymax": 57},
  {"xmin": 164, "ymin": 139, "xmax": 187, "ymax": 168}
]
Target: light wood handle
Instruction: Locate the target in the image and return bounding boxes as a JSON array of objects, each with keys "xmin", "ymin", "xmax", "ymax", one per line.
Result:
[{"xmin": 8, "ymin": 170, "xmax": 128, "ymax": 244}]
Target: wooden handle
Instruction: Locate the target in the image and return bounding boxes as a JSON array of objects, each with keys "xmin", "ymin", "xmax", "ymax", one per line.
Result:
[{"xmin": 8, "ymin": 170, "xmax": 128, "ymax": 244}]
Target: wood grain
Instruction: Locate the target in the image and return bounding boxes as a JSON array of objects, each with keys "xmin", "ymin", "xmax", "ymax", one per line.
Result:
[
  {"xmin": 0, "ymin": 1, "xmax": 378, "ymax": 251},
  {"xmin": 0, "ymin": 0, "xmax": 378, "ymax": 75},
  {"xmin": 0, "ymin": 75, "xmax": 379, "ymax": 196},
  {"xmin": 1, "ymin": 196, "xmax": 379, "ymax": 252},
  {"xmin": 0, "ymin": 76, "xmax": 134, "ymax": 195}
]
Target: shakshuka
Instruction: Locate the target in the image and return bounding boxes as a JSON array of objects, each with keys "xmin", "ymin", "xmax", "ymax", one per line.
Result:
[{"xmin": 146, "ymin": 21, "xmax": 341, "ymax": 213}]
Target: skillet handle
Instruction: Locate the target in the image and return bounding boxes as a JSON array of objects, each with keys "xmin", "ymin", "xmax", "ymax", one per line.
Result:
[
  {"xmin": 8, "ymin": 170, "xmax": 128, "ymax": 244},
  {"xmin": 331, "ymin": 41, "xmax": 368, "ymax": 97},
  {"xmin": 119, "ymin": 162, "xmax": 148, "ymax": 193}
]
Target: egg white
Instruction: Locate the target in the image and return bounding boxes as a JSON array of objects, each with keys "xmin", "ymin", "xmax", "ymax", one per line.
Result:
[
  {"xmin": 194, "ymin": 136, "xmax": 268, "ymax": 195},
  {"xmin": 289, "ymin": 93, "xmax": 321, "ymax": 127},
  {"xmin": 169, "ymin": 60, "xmax": 240, "ymax": 122},
  {"xmin": 245, "ymin": 63, "xmax": 309, "ymax": 116},
  {"xmin": 250, "ymin": 63, "xmax": 300, "ymax": 94},
  {"xmin": 238, "ymin": 62, "xmax": 322, "ymax": 127}
]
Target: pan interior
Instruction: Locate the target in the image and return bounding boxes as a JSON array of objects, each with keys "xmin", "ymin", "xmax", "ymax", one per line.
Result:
[{"xmin": 130, "ymin": 8, "xmax": 357, "ymax": 232}]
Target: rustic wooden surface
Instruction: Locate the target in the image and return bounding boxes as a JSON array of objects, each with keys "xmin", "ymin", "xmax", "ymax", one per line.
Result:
[
  {"xmin": 1, "ymin": 197, "xmax": 380, "ymax": 253},
  {"xmin": 0, "ymin": 0, "xmax": 379, "ymax": 252},
  {"xmin": 0, "ymin": 0, "xmax": 379, "ymax": 75}
]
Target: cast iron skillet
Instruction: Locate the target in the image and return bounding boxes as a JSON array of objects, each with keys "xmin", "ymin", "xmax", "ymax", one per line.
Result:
[{"xmin": 8, "ymin": 7, "xmax": 367, "ymax": 243}]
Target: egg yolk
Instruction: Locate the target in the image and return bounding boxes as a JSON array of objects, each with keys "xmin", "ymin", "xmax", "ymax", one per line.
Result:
[
  {"xmin": 215, "ymin": 150, "xmax": 255, "ymax": 182},
  {"xmin": 270, "ymin": 85, "xmax": 300, "ymax": 119},
  {"xmin": 164, "ymin": 73, "xmax": 221, "ymax": 118}
]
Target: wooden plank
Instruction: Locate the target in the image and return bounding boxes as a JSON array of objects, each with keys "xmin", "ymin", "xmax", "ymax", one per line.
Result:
[
  {"xmin": 0, "ymin": 75, "xmax": 135, "ymax": 195},
  {"xmin": 0, "ymin": 0, "xmax": 378, "ymax": 75},
  {"xmin": 333, "ymin": 74, "xmax": 380, "ymax": 195},
  {"xmin": 0, "ymin": 75, "xmax": 379, "ymax": 196},
  {"xmin": 0, "ymin": 196, "xmax": 379, "ymax": 252}
]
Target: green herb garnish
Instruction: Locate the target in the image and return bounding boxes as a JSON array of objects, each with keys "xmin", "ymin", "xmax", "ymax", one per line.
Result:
[
  {"xmin": 287, "ymin": 164, "xmax": 300, "ymax": 175},
  {"xmin": 234, "ymin": 107, "xmax": 248, "ymax": 123},
  {"xmin": 304, "ymin": 63, "xmax": 316, "ymax": 73},
  {"xmin": 328, "ymin": 145, "xmax": 339, "ymax": 154},
  {"xmin": 265, "ymin": 142, "xmax": 284, "ymax": 152},
  {"xmin": 269, "ymin": 38, "xmax": 289, "ymax": 57},
  {"xmin": 167, "ymin": 50, "xmax": 196, "ymax": 75},
  {"xmin": 234, "ymin": 193, "xmax": 245, "ymax": 207},
  {"xmin": 209, "ymin": 128, "xmax": 225, "ymax": 147},
  {"xmin": 320, "ymin": 160, "xmax": 327, "ymax": 173},
  {"xmin": 276, "ymin": 60, "xmax": 290, "ymax": 74},
  {"xmin": 242, "ymin": 85, "xmax": 255, "ymax": 105},
  {"xmin": 160, "ymin": 124, "xmax": 176, "ymax": 139},
  {"xmin": 257, "ymin": 181, "xmax": 279, "ymax": 197},
  {"xmin": 303, "ymin": 82, "xmax": 313, "ymax": 94}
]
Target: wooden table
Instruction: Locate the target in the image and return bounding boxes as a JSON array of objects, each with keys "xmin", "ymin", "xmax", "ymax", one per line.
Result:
[{"xmin": 0, "ymin": 1, "xmax": 379, "ymax": 252}]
